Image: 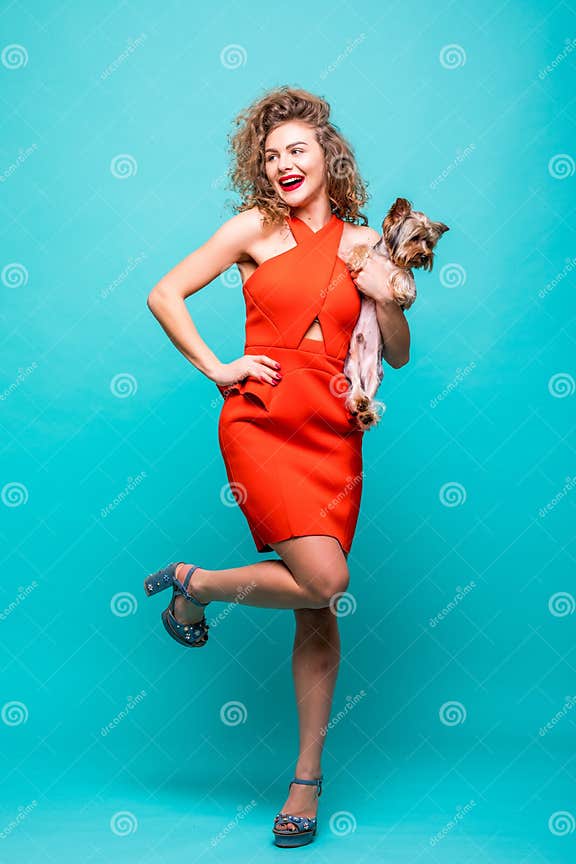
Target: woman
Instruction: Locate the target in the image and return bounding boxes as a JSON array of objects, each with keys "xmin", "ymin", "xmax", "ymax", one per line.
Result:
[{"xmin": 144, "ymin": 86, "xmax": 410, "ymax": 847}]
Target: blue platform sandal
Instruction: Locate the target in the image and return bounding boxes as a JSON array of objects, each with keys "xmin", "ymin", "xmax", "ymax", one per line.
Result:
[
  {"xmin": 272, "ymin": 775, "xmax": 323, "ymax": 847},
  {"xmin": 143, "ymin": 561, "xmax": 210, "ymax": 648}
]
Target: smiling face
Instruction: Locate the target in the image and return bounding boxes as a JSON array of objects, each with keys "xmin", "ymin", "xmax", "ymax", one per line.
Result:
[{"xmin": 264, "ymin": 120, "xmax": 327, "ymax": 207}]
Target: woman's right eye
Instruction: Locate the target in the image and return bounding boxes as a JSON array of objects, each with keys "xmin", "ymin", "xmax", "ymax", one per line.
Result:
[{"xmin": 266, "ymin": 149, "xmax": 302, "ymax": 162}]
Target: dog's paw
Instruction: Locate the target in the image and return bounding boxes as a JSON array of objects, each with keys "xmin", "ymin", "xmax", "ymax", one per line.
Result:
[
  {"xmin": 345, "ymin": 245, "xmax": 371, "ymax": 273},
  {"xmin": 357, "ymin": 409, "xmax": 377, "ymax": 429},
  {"xmin": 353, "ymin": 395, "xmax": 370, "ymax": 413}
]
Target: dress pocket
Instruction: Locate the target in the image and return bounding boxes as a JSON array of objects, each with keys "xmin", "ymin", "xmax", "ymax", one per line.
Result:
[
  {"xmin": 262, "ymin": 367, "xmax": 358, "ymax": 436},
  {"xmin": 216, "ymin": 376, "xmax": 274, "ymax": 412}
]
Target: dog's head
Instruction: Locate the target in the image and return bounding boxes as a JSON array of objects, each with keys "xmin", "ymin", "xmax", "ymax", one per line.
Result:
[{"xmin": 382, "ymin": 197, "xmax": 449, "ymax": 272}]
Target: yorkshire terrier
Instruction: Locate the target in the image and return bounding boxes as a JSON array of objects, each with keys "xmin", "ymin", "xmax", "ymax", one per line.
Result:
[{"xmin": 342, "ymin": 197, "xmax": 449, "ymax": 431}]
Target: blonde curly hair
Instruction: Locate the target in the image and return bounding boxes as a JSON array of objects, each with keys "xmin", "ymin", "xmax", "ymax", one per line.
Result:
[{"xmin": 225, "ymin": 85, "xmax": 369, "ymax": 227}]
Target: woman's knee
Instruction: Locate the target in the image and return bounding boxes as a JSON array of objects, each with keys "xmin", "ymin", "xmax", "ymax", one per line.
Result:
[
  {"xmin": 307, "ymin": 568, "xmax": 350, "ymax": 607},
  {"xmin": 270, "ymin": 535, "xmax": 350, "ymax": 607}
]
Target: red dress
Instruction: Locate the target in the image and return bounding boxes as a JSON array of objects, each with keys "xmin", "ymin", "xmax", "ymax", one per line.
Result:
[{"xmin": 216, "ymin": 212, "xmax": 364, "ymax": 555}]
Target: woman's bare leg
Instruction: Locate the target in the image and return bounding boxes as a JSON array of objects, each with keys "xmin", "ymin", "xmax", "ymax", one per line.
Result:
[
  {"xmin": 172, "ymin": 535, "xmax": 349, "ymax": 835},
  {"xmin": 172, "ymin": 534, "xmax": 349, "ymax": 624},
  {"xmin": 274, "ymin": 604, "xmax": 341, "ymax": 834}
]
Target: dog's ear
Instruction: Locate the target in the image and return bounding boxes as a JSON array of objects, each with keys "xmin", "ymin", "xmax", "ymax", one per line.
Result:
[
  {"xmin": 391, "ymin": 197, "xmax": 413, "ymax": 218},
  {"xmin": 382, "ymin": 198, "xmax": 412, "ymax": 247},
  {"xmin": 433, "ymin": 221, "xmax": 450, "ymax": 238},
  {"xmin": 382, "ymin": 198, "xmax": 412, "ymax": 232}
]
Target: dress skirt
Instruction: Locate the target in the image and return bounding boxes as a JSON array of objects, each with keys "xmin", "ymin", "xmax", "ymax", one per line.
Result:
[{"xmin": 217, "ymin": 337, "xmax": 364, "ymax": 555}]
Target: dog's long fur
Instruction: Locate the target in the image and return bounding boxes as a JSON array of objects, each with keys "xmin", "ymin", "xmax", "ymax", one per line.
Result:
[{"xmin": 341, "ymin": 198, "xmax": 449, "ymax": 431}]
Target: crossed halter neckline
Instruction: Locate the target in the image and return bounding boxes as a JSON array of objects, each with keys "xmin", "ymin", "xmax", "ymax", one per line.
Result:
[
  {"xmin": 289, "ymin": 212, "xmax": 338, "ymax": 235},
  {"xmin": 242, "ymin": 212, "xmax": 340, "ymax": 292}
]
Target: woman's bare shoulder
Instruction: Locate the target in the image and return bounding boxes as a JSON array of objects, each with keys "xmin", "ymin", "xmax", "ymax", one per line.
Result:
[
  {"xmin": 221, "ymin": 206, "xmax": 281, "ymax": 264},
  {"xmin": 341, "ymin": 221, "xmax": 381, "ymax": 257},
  {"xmin": 351, "ymin": 223, "xmax": 381, "ymax": 243},
  {"xmin": 218, "ymin": 206, "xmax": 263, "ymax": 240},
  {"xmin": 227, "ymin": 206, "xmax": 284, "ymax": 233}
]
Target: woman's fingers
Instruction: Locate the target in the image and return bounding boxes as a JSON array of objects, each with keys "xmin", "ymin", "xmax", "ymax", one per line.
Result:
[
  {"xmin": 257, "ymin": 365, "xmax": 281, "ymax": 384},
  {"xmin": 253, "ymin": 354, "xmax": 281, "ymax": 384},
  {"xmin": 258, "ymin": 354, "xmax": 281, "ymax": 370},
  {"xmin": 246, "ymin": 358, "xmax": 279, "ymax": 385}
]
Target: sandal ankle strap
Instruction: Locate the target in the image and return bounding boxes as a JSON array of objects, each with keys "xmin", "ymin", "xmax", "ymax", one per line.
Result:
[
  {"xmin": 179, "ymin": 563, "xmax": 210, "ymax": 607},
  {"xmin": 289, "ymin": 775, "xmax": 323, "ymax": 797}
]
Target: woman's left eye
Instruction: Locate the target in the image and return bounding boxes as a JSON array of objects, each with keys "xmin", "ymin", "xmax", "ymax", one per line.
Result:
[{"xmin": 267, "ymin": 148, "xmax": 303, "ymax": 162}]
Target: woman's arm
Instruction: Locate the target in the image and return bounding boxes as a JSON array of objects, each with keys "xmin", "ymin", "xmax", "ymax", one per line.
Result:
[
  {"xmin": 147, "ymin": 210, "xmax": 257, "ymax": 380},
  {"xmin": 375, "ymin": 299, "xmax": 410, "ymax": 368},
  {"xmin": 352, "ymin": 226, "xmax": 410, "ymax": 369}
]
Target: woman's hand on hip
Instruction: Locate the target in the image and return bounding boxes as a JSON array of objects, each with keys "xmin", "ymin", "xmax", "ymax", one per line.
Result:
[{"xmin": 210, "ymin": 354, "xmax": 282, "ymax": 387}]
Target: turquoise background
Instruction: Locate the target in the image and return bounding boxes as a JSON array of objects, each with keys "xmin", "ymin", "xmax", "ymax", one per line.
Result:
[{"xmin": 1, "ymin": 0, "xmax": 575, "ymax": 860}]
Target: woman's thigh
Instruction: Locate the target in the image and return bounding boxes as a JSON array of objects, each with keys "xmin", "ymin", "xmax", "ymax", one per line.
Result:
[{"xmin": 269, "ymin": 534, "xmax": 350, "ymax": 605}]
